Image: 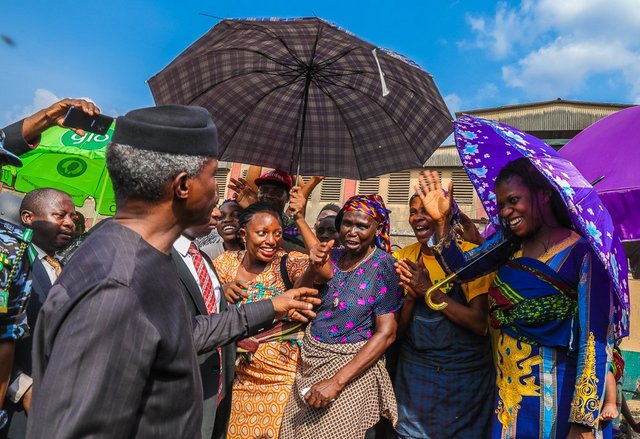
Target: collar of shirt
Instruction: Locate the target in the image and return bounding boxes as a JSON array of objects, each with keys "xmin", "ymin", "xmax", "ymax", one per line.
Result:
[
  {"xmin": 172, "ymin": 235, "xmax": 222, "ymax": 311},
  {"xmin": 173, "ymin": 235, "xmax": 192, "ymax": 257}
]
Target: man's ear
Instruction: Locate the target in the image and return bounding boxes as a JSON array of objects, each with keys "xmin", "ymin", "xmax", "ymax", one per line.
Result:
[
  {"xmin": 21, "ymin": 210, "xmax": 34, "ymax": 227},
  {"xmin": 173, "ymin": 172, "xmax": 190, "ymax": 200}
]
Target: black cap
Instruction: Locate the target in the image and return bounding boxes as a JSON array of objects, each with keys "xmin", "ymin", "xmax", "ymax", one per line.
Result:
[{"xmin": 112, "ymin": 105, "xmax": 218, "ymax": 157}]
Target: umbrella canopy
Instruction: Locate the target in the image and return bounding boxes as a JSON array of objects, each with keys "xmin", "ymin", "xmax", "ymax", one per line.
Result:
[
  {"xmin": 1, "ymin": 125, "xmax": 116, "ymax": 216},
  {"xmin": 559, "ymin": 105, "xmax": 640, "ymax": 241},
  {"xmin": 148, "ymin": 17, "xmax": 452, "ymax": 180},
  {"xmin": 454, "ymin": 114, "xmax": 629, "ymax": 338}
]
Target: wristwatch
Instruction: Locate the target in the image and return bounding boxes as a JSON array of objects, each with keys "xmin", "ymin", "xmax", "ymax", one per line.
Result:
[{"xmin": 0, "ymin": 409, "xmax": 8, "ymax": 430}]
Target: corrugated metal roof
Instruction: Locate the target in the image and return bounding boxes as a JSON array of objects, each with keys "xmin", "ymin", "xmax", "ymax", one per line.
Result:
[
  {"xmin": 423, "ymin": 146, "xmax": 461, "ymax": 167},
  {"xmin": 456, "ymin": 99, "xmax": 635, "ymax": 131}
]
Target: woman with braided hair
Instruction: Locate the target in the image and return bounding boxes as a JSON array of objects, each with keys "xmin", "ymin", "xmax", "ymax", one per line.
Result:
[{"xmin": 281, "ymin": 194, "xmax": 403, "ymax": 439}]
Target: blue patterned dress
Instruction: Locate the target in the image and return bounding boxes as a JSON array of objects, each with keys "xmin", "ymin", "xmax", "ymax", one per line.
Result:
[
  {"xmin": 309, "ymin": 247, "xmax": 403, "ymax": 344},
  {"xmin": 436, "ymin": 231, "xmax": 614, "ymax": 439}
]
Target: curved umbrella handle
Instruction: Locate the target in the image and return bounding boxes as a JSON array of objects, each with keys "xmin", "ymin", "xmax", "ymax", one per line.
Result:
[{"xmin": 425, "ymin": 272, "xmax": 456, "ymax": 310}]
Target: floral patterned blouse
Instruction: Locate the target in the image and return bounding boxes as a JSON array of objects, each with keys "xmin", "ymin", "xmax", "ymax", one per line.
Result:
[{"xmin": 309, "ymin": 247, "xmax": 403, "ymax": 344}]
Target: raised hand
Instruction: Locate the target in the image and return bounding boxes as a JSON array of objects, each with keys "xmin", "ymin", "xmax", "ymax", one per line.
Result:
[
  {"xmin": 228, "ymin": 177, "xmax": 258, "ymax": 208},
  {"xmin": 22, "ymin": 98, "xmax": 101, "ymax": 140},
  {"xmin": 287, "ymin": 186, "xmax": 307, "ymax": 219},
  {"xmin": 309, "ymin": 240, "xmax": 334, "ymax": 271},
  {"xmin": 271, "ymin": 287, "xmax": 321, "ymax": 322},
  {"xmin": 416, "ymin": 170, "xmax": 454, "ymax": 224}
]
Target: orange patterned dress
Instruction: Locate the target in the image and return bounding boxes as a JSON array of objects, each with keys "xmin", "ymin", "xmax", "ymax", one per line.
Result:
[{"xmin": 213, "ymin": 249, "xmax": 309, "ymax": 439}]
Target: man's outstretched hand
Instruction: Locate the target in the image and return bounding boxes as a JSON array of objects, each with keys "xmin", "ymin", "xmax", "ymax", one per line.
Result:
[{"xmin": 271, "ymin": 287, "xmax": 321, "ymax": 323}]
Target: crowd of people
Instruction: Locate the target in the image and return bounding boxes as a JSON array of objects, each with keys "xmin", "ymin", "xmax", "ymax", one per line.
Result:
[{"xmin": 0, "ymin": 98, "xmax": 637, "ymax": 439}]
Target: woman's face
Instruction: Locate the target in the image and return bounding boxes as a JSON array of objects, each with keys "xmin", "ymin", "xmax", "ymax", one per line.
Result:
[
  {"xmin": 215, "ymin": 203, "xmax": 241, "ymax": 243},
  {"xmin": 408, "ymin": 196, "xmax": 435, "ymax": 245},
  {"xmin": 315, "ymin": 215, "xmax": 340, "ymax": 245},
  {"xmin": 339, "ymin": 210, "xmax": 378, "ymax": 254},
  {"xmin": 496, "ymin": 175, "xmax": 544, "ymax": 238},
  {"xmin": 241, "ymin": 212, "xmax": 283, "ymax": 263}
]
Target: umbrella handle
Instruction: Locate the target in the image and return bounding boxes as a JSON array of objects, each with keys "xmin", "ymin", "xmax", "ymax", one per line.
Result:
[{"xmin": 425, "ymin": 272, "xmax": 456, "ymax": 310}]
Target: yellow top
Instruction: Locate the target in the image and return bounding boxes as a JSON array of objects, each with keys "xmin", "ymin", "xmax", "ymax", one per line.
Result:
[{"xmin": 393, "ymin": 241, "xmax": 493, "ymax": 302}]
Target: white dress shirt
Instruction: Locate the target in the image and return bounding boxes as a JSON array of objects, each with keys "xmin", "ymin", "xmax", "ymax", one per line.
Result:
[
  {"xmin": 33, "ymin": 244, "xmax": 60, "ymax": 284},
  {"xmin": 173, "ymin": 235, "xmax": 222, "ymax": 312}
]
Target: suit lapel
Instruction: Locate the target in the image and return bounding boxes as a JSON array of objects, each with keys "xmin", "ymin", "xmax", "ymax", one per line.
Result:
[
  {"xmin": 31, "ymin": 258, "xmax": 53, "ymax": 303},
  {"xmin": 171, "ymin": 249, "xmax": 208, "ymax": 315}
]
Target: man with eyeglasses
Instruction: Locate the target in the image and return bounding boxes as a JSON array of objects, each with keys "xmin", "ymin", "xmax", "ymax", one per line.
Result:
[{"xmin": 0, "ymin": 98, "xmax": 99, "ymax": 434}]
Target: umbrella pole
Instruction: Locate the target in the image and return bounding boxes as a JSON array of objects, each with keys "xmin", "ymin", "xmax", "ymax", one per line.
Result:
[{"xmin": 292, "ymin": 74, "xmax": 313, "ymax": 186}]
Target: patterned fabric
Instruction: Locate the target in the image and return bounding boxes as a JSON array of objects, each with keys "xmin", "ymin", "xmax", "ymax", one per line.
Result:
[
  {"xmin": 392, "ymin": 241, "xmax": 494, "ymax": 439},
  {"xmin": 309, "ymin": 248, "xmax": 402, "ymax": 344},
  {"xmin": 436, "ymin": 231, "xmax": 614, "ymax": 438},
  {"xmin": 188, "ymin": 242, "xmax": 217, "ymax": 314},
  {"xmin": 611, "ymin": 344, "xmax": 624, "ymax": 383},
  {"xmin": 0, "ymin": 219, "xmax": 32, "ymax": 341},
  {"xmin": 454, "ymin": 114, "xmax": 629, "ymax": 339},
  {"xmin": 488, "ymin": 251, "xmax": 580, "ymax": 348},
  {"xmin": 337, "ymin": 194, "xmax": 392, "ymax": 253},
  {"xmin": 213, "ymin": 249, "xmax": 309, "ymax": 439},
  {"xmin": 280, "ymin": 327, "xmax": 398, "ymax": 439},
  {"xmin": 43, "ymin": 255, "xmax": 62, "ymax": 277},
  {"xmin": 148, "ymin": 17, "xmax": 453, "ymax": 181}
]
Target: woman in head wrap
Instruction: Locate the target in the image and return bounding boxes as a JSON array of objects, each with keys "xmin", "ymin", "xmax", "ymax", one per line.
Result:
[
  {"xmin": 392, "ymin": 192, "xmax": 495, "ymax": 439},
  {"xmin": 280, "ymin": 195, "xmax": 403, "ymax": 439},
  {"xmin": 419, "ymin": 159, "xmax": 617, "ymax": 439}
]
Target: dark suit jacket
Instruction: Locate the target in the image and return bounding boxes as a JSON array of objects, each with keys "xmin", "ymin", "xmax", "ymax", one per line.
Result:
[
  {"xmin": 172, "ymin": 248, "xmax": 236, "ymax": 439},
  {"xmin": 3, "ymin": 120, "xmax": 37, "ymax": 156},
  {"xmin": 27, "ymin": 221, "xmax": 275, "ymax": 439}
]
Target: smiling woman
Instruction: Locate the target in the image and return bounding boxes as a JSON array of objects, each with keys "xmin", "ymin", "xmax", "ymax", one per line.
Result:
[
  {"xmin": 419, "ymin": 160, "xmax": 616, "ymax": 439},
  {"xmin": 391, "ymin": 193, "xmax": 494, "ymax": 438},
  {"xmin": 213, "ymin": 202, "xmax": 332, "ymax": 439}
]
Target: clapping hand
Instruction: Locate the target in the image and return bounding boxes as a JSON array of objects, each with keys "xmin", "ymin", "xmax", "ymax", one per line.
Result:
[{"xmin": 394, "ymin": 257, "xmax": 433, "ymax": 301}]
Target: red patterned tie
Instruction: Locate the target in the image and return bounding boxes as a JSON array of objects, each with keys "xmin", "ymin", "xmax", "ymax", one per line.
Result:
[
  {"xmin": 187, "ymin": 242, "xmax": 223, "ymax": 405},
  {"xmin": 188, "ymin": 242, "xmax": 217, "ymax": 314}
]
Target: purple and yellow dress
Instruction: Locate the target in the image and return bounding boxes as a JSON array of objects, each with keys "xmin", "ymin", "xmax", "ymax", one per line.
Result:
[{"xmin": 436, "ymin": 230, "xmax": 614, "ymax": 439}]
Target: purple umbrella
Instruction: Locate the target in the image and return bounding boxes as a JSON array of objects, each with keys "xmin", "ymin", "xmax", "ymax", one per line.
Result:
[
  {"xmin": 560, "ymin": 105, "xmax": 640, "ymax": 241},
  {"xmin": 454, "ymin": 114, "xmax": 630, "ymax": 338}
]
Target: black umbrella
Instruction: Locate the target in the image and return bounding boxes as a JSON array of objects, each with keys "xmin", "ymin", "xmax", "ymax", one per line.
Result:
[{"xmin": 148, "ymin": 17, "xmax": 452, "ymax": 180}]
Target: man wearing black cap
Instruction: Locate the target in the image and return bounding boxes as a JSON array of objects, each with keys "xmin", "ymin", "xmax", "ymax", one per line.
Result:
[
  {"xmin": 0, "ymin": 98, "xmax": 99, "ymax": 434},
  {"xmin": 26, "ymin": 105, "xmax": 321, "ymax": 438}
]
